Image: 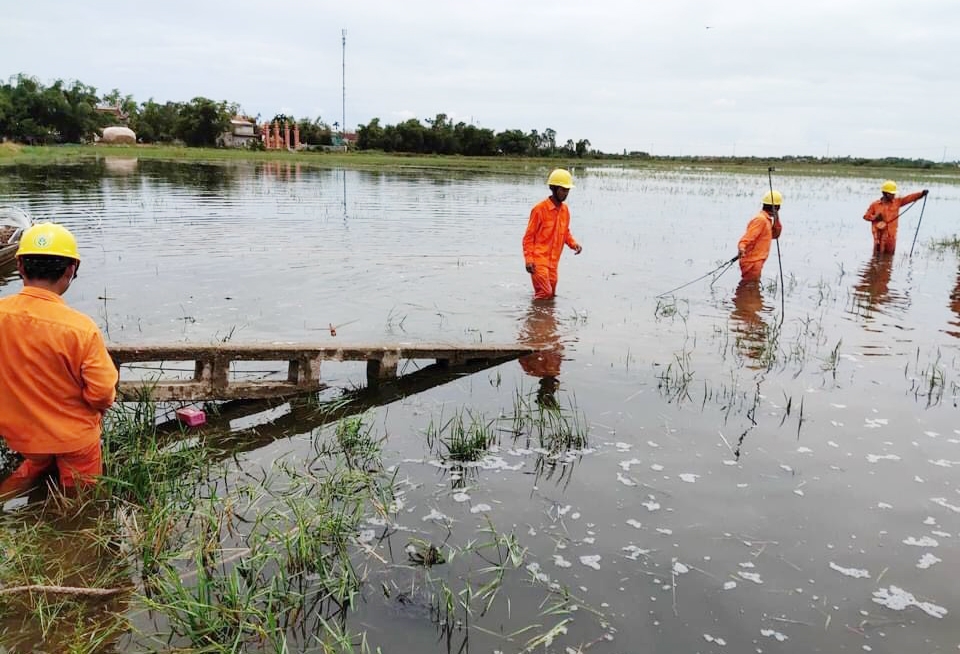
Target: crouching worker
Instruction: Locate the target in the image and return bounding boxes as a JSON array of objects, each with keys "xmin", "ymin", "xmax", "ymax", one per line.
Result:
[
  {"xmin": 737, "ymin": 190, "xmax": 783, "ymax": 282},
  {"xmin": 0, "ymin": 223, "xmax": 117, "ymax": 502}
]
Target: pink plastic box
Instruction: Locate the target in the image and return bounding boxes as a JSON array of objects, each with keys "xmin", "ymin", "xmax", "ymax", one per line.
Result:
[{"xmin": 175, "ymin": 407, "xmax": 206, "ymax": 427}]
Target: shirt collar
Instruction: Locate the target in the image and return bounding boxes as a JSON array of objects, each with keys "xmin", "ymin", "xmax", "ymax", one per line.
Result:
[{"xmin": 19, "ymin": 286, "xmax": 66, "ymax": 305}]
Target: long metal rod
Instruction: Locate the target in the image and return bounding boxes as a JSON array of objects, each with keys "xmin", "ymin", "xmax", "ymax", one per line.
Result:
[
  {"xmin": 768, "ymin": 166, "xmax": 785, "ymax": 322},
  {"xmin": 908, "ymin": 194, "xmax": 929, "ymax": 258}
]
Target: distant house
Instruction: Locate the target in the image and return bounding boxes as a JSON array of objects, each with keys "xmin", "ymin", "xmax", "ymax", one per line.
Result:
[
  {"xmin": 220, "ymin": 117, "xmax": 258, "ymax": 148},
  {"xmin": 95, "ymin": 103, "xmax": 129, "ymax": 124}
]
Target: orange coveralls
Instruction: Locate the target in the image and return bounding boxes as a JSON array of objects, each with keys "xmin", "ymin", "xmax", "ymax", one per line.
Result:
[
  {"xmin": 738, "ymin": 210, "xmax": 782, "ymax": 281},
  {"xmin": 523, "ymin": 197, "xmax": 580, "ymax": 300},
  {"xmin": 0, "ymin": 287, "xmax": 117, "ymax": 491},
  {"xmin": 863, "ymin": 192, "xmax": 925, "ymax": 255}
]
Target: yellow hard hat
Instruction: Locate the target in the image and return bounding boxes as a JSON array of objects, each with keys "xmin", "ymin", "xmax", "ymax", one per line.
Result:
[
  {"xmin": 762, "ymin": 190, "xmax": 783, "ymax": 206},
  {"xmin": 547, "ymin": 168, "xmax": 574, "ymax": 189},
  {"xmin": 881, "ymin": 180, "xmax": 897, "ymax": 194},
  {"xmin": 16, "ymin": 222, "xmax": 80, "ymax": 261}
]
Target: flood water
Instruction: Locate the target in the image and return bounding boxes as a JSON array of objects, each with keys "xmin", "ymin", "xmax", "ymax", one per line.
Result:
[{"xmin": 2, "ymin": 158, "xmax": 960, "ymax": 652}]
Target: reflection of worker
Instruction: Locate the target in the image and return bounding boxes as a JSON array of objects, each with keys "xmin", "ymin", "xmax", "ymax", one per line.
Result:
[
  {"xmin": 730, "ymin": 280, "xmax": 768, "ymax": 366},
  {"xmin": 0, "ymin": 224, "xmax": 117, "ymax": 501},
  {"xmin": 523, "ymin": 168, "xmax": 582, "ymax": 301},
  {"xmin": 948, "ymin": 269, "xmax": 960, "ymax": 339},
  {"xmin": 518, "ymin": 303, "xmax": 564, "ymax": 408},
  {"xmin": 737, "ymin": 191, "xmax": 783, "ymax": 281},
  {"xmin": 863, "ymin": 180, "xmax": 927, "ymax": 255},
  {"xmin": 851, "ymin": 255, "xmax": 896, "ymax": 317}
]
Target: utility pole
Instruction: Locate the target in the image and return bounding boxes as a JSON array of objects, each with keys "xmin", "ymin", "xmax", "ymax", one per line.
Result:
[{"xmin": 341, "ymin": 29, "xmax": 347, "ymax": 145}]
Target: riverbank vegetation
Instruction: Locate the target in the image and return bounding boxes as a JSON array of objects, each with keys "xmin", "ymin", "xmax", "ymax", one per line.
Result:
[{"xmin": 4, "ymin": 73, "xmax": 959, "ymax": 174}]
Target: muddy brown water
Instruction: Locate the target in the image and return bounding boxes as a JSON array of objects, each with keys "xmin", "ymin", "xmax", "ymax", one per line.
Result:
[{"xmin": 2, "ymin": 159, "xmax": 960, "ymax": 652}]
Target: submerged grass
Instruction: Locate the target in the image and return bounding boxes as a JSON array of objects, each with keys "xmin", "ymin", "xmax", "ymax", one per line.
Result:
[{"xmin": 0, "ymin": 384, "xmax": 603, "ymax": 653}]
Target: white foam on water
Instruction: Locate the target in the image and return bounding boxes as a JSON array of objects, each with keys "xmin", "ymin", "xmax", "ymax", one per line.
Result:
[
  {"xmin": 622, "ymin": 545, "xmax": 650, "ymax": 560},
  {"xmin": 553, "ymin": 554, "xmax": 572, "ymax": 568},
  {"xmin": 829, "ymin": 562, "xmax": 870, "ymax": 578},
  {"xmin": 656, "ymin": 528, "xmax": 673, "ymax": 535},
  {"xmin": 679, "ymin": 473, "xmax": 699, "ymax": 483},
  {"xmin": 642, "ymin": 500, "xmax": 661, "ymax": 512},
  {"xmin": 526, "ymin": 562, "xmax": 551, "ymax": 584},
  {"xmin": 619, "ymin": 458, "xmax": 642, "ymax": 471},
  {"xmin": 580, "ymin": 555, "xmax": 602, "ymax": 570},
  {"xmin": 760, "ymin": 628, "xmax": 788, "ymax": 641},
  {"xmin": 723, "ymin": 581, "xmax": 737, "ymax": 590},
  {"xmin": 867, "ymin": 453, "xmax": 901, "ymax": 463},
  {"xmin": 422, "ymin": 508, "xmax": 451, "ymax": 523},
  {"xmin": 872, "ymin": 585, "xmax": 947, "ymax": 618},
  {"xmin": 452, "ymin": 492, "xmax": 470, "ymax": 503},
  {"xmin": 626, "ymin": 519, "xmax": 643, "ymax": 529},
  {"xmin": 617, "ymin": 472, "xmax": 637, "ymax": 487},
  {"xmin": 903, "ymin": 536, "xmax": 939, "ymax": 547},
  {"xmin": 864, "ymin": 418, "xmax": 889, "ymax": 429},
  {"xmin": 739, "ymin": 572, "xmax": 763, "ymax": 584},
  {"xmin": 797, "ymin": 446, "xmax": 813, "ymax": 453},
  {"xmin": 651, "ymin": 464, "xmax": 664, "ymax": 471},
  {"xmin": 917, "ymin": 553, "xmax": 941, "ymax": 569},
  {"xmin": 672, "ymin": 561, "xmax": 689, "ymax": 574},
  {"xmin": 470, "ymin": 503, "xmax": 492, "ymax": 514}
]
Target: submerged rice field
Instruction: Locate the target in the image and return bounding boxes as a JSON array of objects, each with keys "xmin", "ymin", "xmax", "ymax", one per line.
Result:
[{"xmin": 1, "ymin": 158, "xmax": 960, "ymax": 652}]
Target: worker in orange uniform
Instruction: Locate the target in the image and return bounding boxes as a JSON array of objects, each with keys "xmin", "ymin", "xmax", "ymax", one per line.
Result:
[
  {"xmin": 523, "ymin": 168, "xmax": 582, "ymax": 301},
  {"xmin": 0, "ymin": 223, "xmax": 117, "ymax": 501},
  {"xmin": 863, "ymin": 180, "xmax": 927, "ymax": 255},
  {"xmin": 737, "ymin": 190, "xmax": 783, "ymax": 282}
]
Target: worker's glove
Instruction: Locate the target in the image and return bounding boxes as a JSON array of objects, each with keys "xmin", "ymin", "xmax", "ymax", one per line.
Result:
[
  {"xmin": 922, "ymin": 189, "xmax": 929, "ymax": 196},
  {"xmin": 525, "ymin": 263, "xmax": 535, "ymax": 273},
  {"xmin": 573, "ymin": 245, "xmax": 583, "ymax": 255}
]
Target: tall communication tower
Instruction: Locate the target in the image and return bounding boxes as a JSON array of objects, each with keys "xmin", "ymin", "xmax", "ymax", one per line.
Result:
[{"xmin": 341, "ymin": 29, "xmax": 347, "ymax": 141}]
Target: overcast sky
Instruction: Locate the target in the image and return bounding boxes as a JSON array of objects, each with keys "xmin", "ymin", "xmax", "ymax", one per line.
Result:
[{"xmin": 3, "ymin": 0, "xmax": 956, "ymax": 159}]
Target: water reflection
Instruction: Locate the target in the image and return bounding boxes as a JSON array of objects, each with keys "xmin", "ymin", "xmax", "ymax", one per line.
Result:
[
  {"xmin": 847, "ymin": 254, "xmax": 908, "ymax": 323},
  {"xmin": 946, "ymin": 267, "xmax": 960, "ymax": 338},
  {"xmin": 730, "ymin": 279, "xmax": 769, "ymax": 368},
  {"xmin": 139, "ymin": 160, "xmax": 240, "ymax": 192},
  {"xmin": 517, "ymin": 302, "xmax": 563, "ymax": 408}
]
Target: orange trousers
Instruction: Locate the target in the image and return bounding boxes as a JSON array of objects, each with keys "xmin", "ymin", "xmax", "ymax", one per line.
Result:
[
  {"xmin": 739, "ymin": 259, "xmax": 765, "ymax": 281},
  {"xmin": 0, "ymin": 441, "xmax": 101, "ymax": 499},
  {"xmin": 530, "ymin": 264, "xmax": 559, "ymax": 300}
]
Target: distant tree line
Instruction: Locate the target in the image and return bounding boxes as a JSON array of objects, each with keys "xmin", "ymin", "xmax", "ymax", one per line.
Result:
[
  {"xmin": 356, "ymin": 113, "xmax": 594, "ymax": 157},
  {"xmin": 0, "ymin": 74, "xmax": 334, "ymax": 148}
]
